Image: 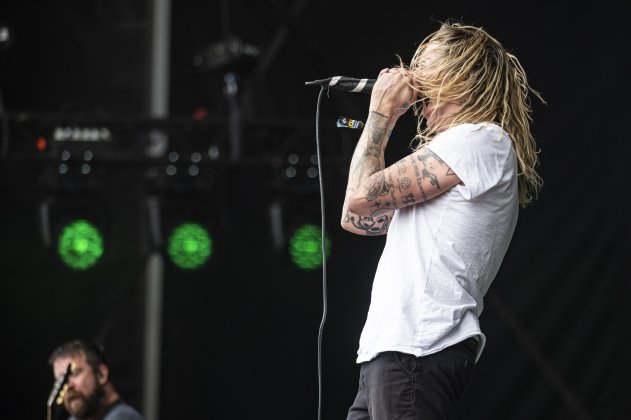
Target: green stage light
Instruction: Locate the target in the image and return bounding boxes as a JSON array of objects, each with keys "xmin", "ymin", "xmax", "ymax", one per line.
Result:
[
  {"xmin": 289, "ymin": 224, "xmax": 331, "ymax": 270},
  {"xmin": 167, "ymin": 223, "xmax": 212, "ymax": 270},
  {"xmin": 58, "ymin": 219, "xmax": 104, "ymax": 270}
]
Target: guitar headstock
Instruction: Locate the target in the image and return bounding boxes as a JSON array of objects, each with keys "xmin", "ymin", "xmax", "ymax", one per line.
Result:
[{"xmin": 47, "ymin": 362, "xmax": 75, "ymax": 408}]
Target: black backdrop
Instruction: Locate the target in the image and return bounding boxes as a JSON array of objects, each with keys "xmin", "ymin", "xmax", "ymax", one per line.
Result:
[{"xmin": 0, "ymin": 1, "xmax": 626, "ymax": 419}]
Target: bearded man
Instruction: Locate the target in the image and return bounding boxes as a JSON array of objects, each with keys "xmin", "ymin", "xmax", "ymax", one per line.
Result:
[{"xmin": 49, "ymin": 340, "xmax": 143, "ymax": 420}]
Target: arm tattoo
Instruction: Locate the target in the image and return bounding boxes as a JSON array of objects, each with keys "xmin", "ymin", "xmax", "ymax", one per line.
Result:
[
  {"xmin": 422, "ymin": 168, "xmax": 441, "ymax": 190},
  {"xmin": 345, "ymin": 210, "xmax": 391, "ymax": 236},
  {"xmin": 398, "ymin": 177, "xmax": 411, "ymax": 191},
  {"xmin": 411, "ymin": 155, "xmax": 428, "ymax": 201},
  {"xmin": 412, "ymin": 148, "xmax": 446, "ymax": 197},
  {"xmin": 387, "ymin": 170, "xmax": 398, "ymax": 209},
  {"xmin": 402, "ymin": 193, "xmax": 415, "ymax": 204},
  {"xmin": 364, "ymin": 172, "xmax": 389, "ymax": 201},
  {"xmin": 417, "ymin": 148, "xmax": 445, "ymax": 164},
  {"xmin": 347, "ymin": 111, "xmax": 390, "ymax": 197},
  {"xmin": 348, "ymin": 144, "xmax": 381, "ymax": 193}
]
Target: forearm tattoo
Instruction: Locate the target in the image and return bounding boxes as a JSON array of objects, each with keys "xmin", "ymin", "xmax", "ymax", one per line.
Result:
[
  {"xmin": 347, "ymin": 112, "xmax": 392, "ymax": 203},
  {"xmin": 365, "ymin": 172, "xmax": 389, "ymax": 201},
  {"xmin": 341, "ymin": 111, "xmax": 395, "ymax": 234},
  {"xmin": 343, "ymin": 210, "xmax": 391, "ymax": 236}
]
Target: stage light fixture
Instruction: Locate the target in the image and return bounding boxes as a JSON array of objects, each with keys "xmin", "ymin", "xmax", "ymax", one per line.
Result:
[
  {"xmin": 57, "ymin": 219, "xmax": 104, "ymax": 270},
  {"xmin": 289, "ymin": 224, "xmax": 331, "ymax": 270},
  {"xmin": 167, "ymin": 222, "xmax": 212, "ymax": 270}
]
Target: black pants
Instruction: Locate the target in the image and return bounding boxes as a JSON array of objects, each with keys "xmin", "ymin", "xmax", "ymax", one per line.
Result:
[{"xmin": 346, "ymin": 337, "xmax": 478, "ymax": 420}]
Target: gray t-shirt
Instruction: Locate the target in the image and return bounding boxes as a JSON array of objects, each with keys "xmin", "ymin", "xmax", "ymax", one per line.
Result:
[{"xmin": 70, "ymin": 400, "xmax": 143, "ymax": 420}]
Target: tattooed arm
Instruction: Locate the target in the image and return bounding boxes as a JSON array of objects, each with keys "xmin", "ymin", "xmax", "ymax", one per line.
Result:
[
  {"xmin": 341, "ymin": 111, "xmax": 395, "ymax": 236},
  {"xmin": 341, "ymin": 68, "xmax": 462, "ymax": 235},
  {"xmin": 341, "ymin": 115, "xmax": 461, "ymax": 233},
  {"xmin": 356, "ymin": 146, "xmax": 462, "ymax": 212}
]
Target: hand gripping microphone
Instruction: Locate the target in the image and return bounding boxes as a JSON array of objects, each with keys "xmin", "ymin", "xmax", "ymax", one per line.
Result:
[{"xmin": 305, "ymin": 76, "xmax": 376, "ymax": 94}]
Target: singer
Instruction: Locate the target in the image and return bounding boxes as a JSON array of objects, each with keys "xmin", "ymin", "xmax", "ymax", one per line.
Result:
[{"xmin": 341, "ymin": 21, "xmax": 543, "ymax": 420}]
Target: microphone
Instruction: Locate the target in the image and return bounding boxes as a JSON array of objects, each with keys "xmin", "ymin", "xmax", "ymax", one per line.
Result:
[{"xmin": 305, "ymin": 76, "xmax": 375, "ymax": 94}]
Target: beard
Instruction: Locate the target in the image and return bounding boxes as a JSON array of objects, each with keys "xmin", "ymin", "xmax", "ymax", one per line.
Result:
[{"xmin": 64, "ymin": 383, "xmax": 105, "ymax": 419}]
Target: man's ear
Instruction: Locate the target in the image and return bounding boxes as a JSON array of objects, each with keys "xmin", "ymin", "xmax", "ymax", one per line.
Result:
[{"xmin": 95, "ymin": 364, "xmax": 109, "ymax": 385}]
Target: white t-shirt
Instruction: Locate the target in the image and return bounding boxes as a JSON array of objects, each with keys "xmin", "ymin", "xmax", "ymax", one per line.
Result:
[{"xmin": 356, "ymin": 122, "xmax": 519, "ymax": 363}]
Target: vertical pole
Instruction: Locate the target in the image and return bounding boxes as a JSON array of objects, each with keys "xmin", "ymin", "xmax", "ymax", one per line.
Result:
[
  {"xmin": 143, "ymin": 250, "xmax": 164, "ymax": 420},
  {"xmin": 149, "ymin": 0, "xmax": 171, "ymax": 119},
  {"xmin": 143, "ymin": 0, "xmax": 171, "ymax": 419}
]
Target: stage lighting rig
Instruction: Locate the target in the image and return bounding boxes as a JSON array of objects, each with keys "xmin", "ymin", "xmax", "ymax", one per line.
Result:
[
  {"xmin": 143, "ymin": 123, "xmax": 225, "ymax": 196},
  {"xmin": 4, "ymin": 112, "xmax": 140, "ymax": 169},
  {"xmin": 275, "ymin": 152, "xmax": 320, "ymax": 182},
  {"xmin": 192, "ymin": 35, "xmax": 260, "ymax": 74},
  {"xmin": 38, "ymin": 126, "xmax": 113, "ymax": 193}
]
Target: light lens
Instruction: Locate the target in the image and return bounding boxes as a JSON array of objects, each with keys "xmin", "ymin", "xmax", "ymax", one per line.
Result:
[
  {"xmin": 167, "ymin": 223, "xmax": 212, "ymax": 269},
  {"xmin": 289, "ymin": 224, "xmax": 331, "ymax": 270},
  {"xmin": 58, "ymin": 219, "xmax": 104, "ymax": 270}
]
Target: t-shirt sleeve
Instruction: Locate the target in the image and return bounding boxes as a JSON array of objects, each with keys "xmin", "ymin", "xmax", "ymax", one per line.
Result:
[{"xmin": 426, "ymin": 123, "xmax": 513, "ymax": 200}]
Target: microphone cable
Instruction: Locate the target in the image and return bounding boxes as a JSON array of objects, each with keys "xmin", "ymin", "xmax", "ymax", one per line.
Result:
[
  {"xmin": 313, "ymin": 86, "xmax": 327, "ymax": 420},
  {"xmin": 307, "ymin": 77, "xmax": 368, "ymax": 420}
]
